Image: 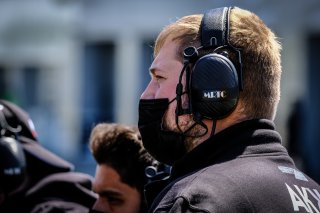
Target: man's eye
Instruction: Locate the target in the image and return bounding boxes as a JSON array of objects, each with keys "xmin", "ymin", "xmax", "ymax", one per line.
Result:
[
  {"xmin": 155, "ymin": 75, "xmax": 165, "ymax": 82},
  {"xmin": 107, "ymin": 196, "xmax": 124, "ymax": 205}
]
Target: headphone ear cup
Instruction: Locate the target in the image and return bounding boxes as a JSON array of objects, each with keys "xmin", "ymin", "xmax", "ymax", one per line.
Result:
[
  {"xmin": 190, "ymin": 53, "xmax": 239, "ymax": 119},
  {"xmin": 0, "ymin": 136, "xmax": 26, "ymax": 194}
]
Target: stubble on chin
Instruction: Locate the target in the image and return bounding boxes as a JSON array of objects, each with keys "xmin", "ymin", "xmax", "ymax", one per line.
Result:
[{"xmin": 162, "ymin": 106, "xmax": 208, "ymax": 151}]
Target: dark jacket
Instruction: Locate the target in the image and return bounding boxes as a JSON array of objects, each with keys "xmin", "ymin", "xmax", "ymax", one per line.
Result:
[
  {"xmin": 145, "ymin": 119, "xmax": 320, "ymax": 213},
  {"xmin": 0, "ymin": 99, "xmax": 97, "ymax": 212},
  {"xmin": 1, "ymin": 136, "xmax": 97, "ymax": 213}
]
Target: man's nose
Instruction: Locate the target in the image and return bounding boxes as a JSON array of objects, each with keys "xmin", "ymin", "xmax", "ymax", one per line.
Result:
[
  {"xmin": 92, "ymin": 198, "xmax": 110, "ymax": 213},
  {"xmin": 140, "ymin": 81, "xmax": 157, "ymax": 99}
]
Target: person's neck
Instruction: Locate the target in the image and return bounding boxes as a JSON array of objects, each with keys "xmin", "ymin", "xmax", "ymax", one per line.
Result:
[{"xmin": 189, "ymin": 105, "xmax": 247, "ymax": 150}]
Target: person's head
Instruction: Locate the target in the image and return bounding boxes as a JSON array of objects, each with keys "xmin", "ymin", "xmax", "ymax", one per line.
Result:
[
  {"xmin": 0, "ymin": 99, "xmax": 73, "ymax": 186},
  {"xmin": 138, "ymin": 7, "xmax": 282, "ymax": 164},
  {"xmin": 0, "ymin": 101, "xmax": 28, "ymax": 207},
  {"xmin": 89, "ymin": 123, "xmax": 154, "ymax": 213}
]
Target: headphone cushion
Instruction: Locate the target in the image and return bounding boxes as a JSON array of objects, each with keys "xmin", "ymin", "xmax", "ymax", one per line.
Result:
[
  {"xmin": 191, "ymin": 53, "xmax": 239, "ymax": 119},
  {"xmin": 0, "ymin": 137, "xmax": 26, "ymax": 194}
]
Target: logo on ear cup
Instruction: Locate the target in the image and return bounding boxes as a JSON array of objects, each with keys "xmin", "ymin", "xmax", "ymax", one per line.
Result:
[
  {"xmin": 190, "ymin": 53, "xmax": 239, "ymax": 119},
  {"xmin": 203, "ymin": 90, "xmax": 227, "ymax": 99}
]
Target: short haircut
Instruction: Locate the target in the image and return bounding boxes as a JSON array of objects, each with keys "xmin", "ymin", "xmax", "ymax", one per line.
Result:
[
  {"xmin": 154, "ymin": 7, "xmax": 282, "ymax": 120},
  {"xmin": 89, "ymin": 123, "xmax": 154, "ymax": 193}
]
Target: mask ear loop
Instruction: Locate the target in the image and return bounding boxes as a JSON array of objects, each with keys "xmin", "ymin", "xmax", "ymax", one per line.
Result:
[
  {"xmin": 175, "ymin": 61, "xmax": 189, "ymax": 134},
  {"xmin": 175, "ymin": 62, "xmax": 189, "ymax": 117}
]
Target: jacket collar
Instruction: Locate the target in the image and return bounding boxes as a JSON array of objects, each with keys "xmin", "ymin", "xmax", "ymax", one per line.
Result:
[{"xmin": 170, "ymin": 119, "xmax": 282, "ymax": 179}]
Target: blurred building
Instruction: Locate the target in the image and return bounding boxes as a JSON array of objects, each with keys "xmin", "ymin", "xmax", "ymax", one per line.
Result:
[{"xmin": 0, "ymin": 0, "xmax": 319, "ymax": 180}]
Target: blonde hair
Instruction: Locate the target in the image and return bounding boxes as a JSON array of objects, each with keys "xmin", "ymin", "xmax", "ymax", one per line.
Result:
[{"xmin": 154, "ymin": 7, "xmax": 282, "ymax": 120}]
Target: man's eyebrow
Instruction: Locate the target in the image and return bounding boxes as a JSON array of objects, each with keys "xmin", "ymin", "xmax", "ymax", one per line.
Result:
[
  {"xmin": 97, "ymin": 189, "xmax": 123, "ymax": 198},
  {"xmin": 149, "ymin": 66, "xmax": 165, "ymax": 76}
]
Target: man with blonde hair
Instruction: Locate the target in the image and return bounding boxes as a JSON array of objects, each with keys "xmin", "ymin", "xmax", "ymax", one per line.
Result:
[{"xmin": 138, "ymin": 6, "xmax": 320, "ymax": 212}]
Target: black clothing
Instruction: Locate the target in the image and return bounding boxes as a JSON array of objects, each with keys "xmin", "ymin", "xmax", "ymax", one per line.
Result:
[
  {"xmin": 0, "ymin": 99, "xmax": 97, "ymax": 212},
  {"xmin": 145, "ymin": 119, "xmax": 320, "ymax": 212},
  {"xmin": 1, "ymin": 137, "xmax": 96, "ymax": 213},
  {"xmin": 25, "ymin": 172, "xmax": 97, "ymax": 213}
]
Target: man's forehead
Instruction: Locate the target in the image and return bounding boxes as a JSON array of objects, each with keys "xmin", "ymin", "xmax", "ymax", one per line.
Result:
[{"xmin": 150, "ymin": 41, "xmax": 181, "ymax": 71}]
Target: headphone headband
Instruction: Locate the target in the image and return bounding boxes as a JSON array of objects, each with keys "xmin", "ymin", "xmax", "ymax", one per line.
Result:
[
  {"xmin": 176, "ymin": 6, "xmax": 240, "ymax": 122},
  {"xmin": 200, "ymin": 7, "xmax": 230, "ymax": 48}
]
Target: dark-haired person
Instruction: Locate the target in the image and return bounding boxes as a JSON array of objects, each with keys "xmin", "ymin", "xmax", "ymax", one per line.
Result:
[
  {"xmin": 138, "ymin": 6, "xmax": 320, "ymax": 212},
  {"xmin": 89, "ymin": 123, "xmax": 155, "ymax": 213},
  {"xmin": 0, "ymin": 99, "xmax": 96, "ymax": 213}
]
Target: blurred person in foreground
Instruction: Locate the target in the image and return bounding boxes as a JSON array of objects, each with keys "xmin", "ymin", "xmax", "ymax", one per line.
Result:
[
  {"xmin": 0, "ymin": 99, "xmax": 96, "ymax": 213},
  {"xmin": 89, "ymin": 123, "xmax": 158, "ymax": 213},
  {"xmin": 138, "ymin": 6, "xmax": 320, "ymax": 212}
]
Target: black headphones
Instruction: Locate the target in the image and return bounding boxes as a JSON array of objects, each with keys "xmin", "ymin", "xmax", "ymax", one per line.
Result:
[
  {"xmin": 0, "ymin": 102, "xmax": 26, "ymax": 195},
  {"xmin": 177, "ymin": 7, "xmax": 243, "ymax": 120}
]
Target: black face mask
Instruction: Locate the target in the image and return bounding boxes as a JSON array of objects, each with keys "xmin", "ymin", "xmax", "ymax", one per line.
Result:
[{"xmin": 138, "ymin": 99, "xmax": 187, "ymax": 165}]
